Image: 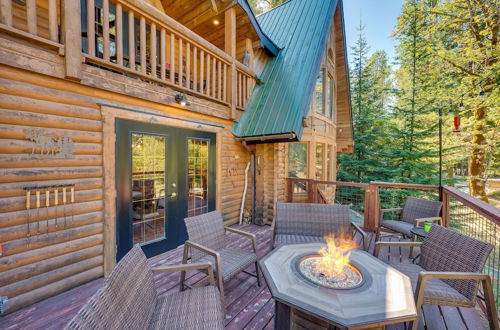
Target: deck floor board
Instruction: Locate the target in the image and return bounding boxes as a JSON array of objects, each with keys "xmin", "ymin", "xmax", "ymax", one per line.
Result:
[{"xmin": 0, "ymin": 224, "xmax": 488, "ymax": 329}]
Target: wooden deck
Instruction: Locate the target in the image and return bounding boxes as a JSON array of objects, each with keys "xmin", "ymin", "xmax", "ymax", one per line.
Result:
[{"xmin": 0, "ymin": 224, "xmax": 489, "ymax": 330}]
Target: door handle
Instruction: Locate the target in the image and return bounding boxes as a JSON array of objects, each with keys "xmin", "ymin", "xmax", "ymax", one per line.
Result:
[{"xmin": 167, "ymin": 192, "xmax": 177, "ymax": 198}]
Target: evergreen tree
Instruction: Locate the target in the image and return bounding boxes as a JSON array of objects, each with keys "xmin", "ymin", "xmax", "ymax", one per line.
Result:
[
  {"xmin": 389, "ymin": 0, "xmax": 439, "ymax": 185},
  {"xmin": 338, "ymin": 23, "xmax": 393, "ymax": 183}
]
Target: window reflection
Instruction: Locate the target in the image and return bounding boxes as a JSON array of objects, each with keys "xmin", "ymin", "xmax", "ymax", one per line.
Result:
[
  {"xmin": 187, "ymin": 139, "xmax": 209, "ymax": 217},
  {"xmin": 316, "ymin": 143, "xmax": 324, "ymax": 180},
  {"xmin": 131, "ymin": 133, "xmax": 166, "ymax": 244},
  {"xmin": 315, "ymin": 71, "xmax": 324, "ymax": 115},
  {"xmin": 288, "ymin": 143, "xmax": 308, "ymax": 179}
]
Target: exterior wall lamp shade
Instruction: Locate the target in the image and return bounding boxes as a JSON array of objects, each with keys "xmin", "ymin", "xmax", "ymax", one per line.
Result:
[{"xmin": 175, "ymin": 93, "xmax": 189, "ymax": 106}]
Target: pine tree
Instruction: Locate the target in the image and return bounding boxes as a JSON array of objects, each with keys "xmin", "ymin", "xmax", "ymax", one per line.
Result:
[{"xmin": 338, "ymin": 23, "xmax": 393, "ymax": 183}]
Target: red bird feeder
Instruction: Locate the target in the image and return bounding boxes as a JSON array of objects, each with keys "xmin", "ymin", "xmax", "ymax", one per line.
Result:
[{"xmin": 453, "ymin": 116, "xmax": 461, "ymax": 133}]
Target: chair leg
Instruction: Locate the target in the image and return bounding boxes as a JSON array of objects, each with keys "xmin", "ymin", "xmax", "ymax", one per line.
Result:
[
  {"xmin": 482, "ymin": 278, "xmax": 500, "ymax": 330},
  {"xmin": 180, "ymin": 244, "xmax": 189, "ymax": 291},
  {"xmin": 255, "ymin": 262, "xmax": 261, "ymax": 287},
  {"xmin": 217, "ymin": 272, "xmax": 225, "ymax": 308},
  {"xmin": 375, "ymin": 225, "xmax": 382, "ymax": 242}
]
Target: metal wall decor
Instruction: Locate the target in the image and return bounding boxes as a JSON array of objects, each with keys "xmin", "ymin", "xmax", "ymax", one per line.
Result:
[{"xmin": 26, "ymin": 128, "xmax": 75, "ymax": 158}]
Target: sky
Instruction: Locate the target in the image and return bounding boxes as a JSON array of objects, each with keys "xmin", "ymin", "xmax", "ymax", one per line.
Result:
[{"xmin": 343, "ymin": 0, "xmax": 405, "ymax": 66}]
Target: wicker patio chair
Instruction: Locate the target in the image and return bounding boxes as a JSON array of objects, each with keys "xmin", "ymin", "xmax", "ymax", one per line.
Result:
[
  {"xmin": 375, "ymin": 196, "xmax": 442, "ymax": 241},
  {"xmin": 374, "ymin": 225, "xmax": 498, "ymax": 330},
  {"xmin": 66, "ymin": 245, "xmax": 224, "ymax": 330},
  {"xmin": 181, "ymin": 210, "xmax": 260, "ymax": 305},
  {"xmin": 271, "ymin": 202, "xmax": 368, "ymax": 250}
]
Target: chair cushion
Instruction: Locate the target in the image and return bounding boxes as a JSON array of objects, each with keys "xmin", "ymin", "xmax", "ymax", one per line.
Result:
[
  {"xmin": 151, "ymin": 286, "xmax": 224, "ymax": 330},
  {"xmin": 274, "ymin": 234, "xmax": 324, "ymax": 248},
  {"xmin": 197, "ymin": 247, "xmax": 258, "ymax": 281},
  {"xmin": 390, "ymin": 262, "xmax": 472, "ymax": 307},
  {"xmin": 380, "ymin": 220, "xmax": 414, "ymax": 237}
]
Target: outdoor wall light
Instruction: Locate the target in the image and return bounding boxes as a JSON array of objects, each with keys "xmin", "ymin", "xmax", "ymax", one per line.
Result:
[{"xmin": 175, "ymin": 93, "xmax": 190, "ymax": 106}]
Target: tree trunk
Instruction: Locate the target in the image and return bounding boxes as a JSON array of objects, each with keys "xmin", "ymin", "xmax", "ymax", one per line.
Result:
[{"xmin": 468, "ymin": 105, "xmax": 488, "ymax": 202}]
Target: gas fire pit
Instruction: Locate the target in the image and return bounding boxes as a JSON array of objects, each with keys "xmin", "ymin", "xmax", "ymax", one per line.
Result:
[{"xmin": 259, "ymin": 242, "xmax": 417, "ymax": 329}]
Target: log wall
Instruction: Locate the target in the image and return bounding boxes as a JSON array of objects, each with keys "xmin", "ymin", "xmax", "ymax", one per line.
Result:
[
  {"xmin": 0, "ymin": 64, "xmax": 251, "ymax": 314},
  {"xmin": 0, "ymin": 74, "xmax": 104, "ymax": 314}
]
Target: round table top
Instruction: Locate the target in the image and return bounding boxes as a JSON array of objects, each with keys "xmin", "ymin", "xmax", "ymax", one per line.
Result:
[
  {"xmin": 259, "ymin": 243, "xmax": 417, "ymax": 328},
  {"xmin": 411, "ymin": 227, "xmax": 428, "ymax": 238}
]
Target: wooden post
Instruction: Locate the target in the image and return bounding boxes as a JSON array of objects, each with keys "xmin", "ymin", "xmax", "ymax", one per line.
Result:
[
  {"xmin": 48, "ymin": 0, "xmax": 58, "ymax": 42},
  {"xmin": 140, "ymin": 17, "xmax": 146, "ymax": 74},
  {"xmin": 128, "ymin": 11, "xmax": 135, "ymax": 70},
  {"xmin": 160, "ymin": 28, "xmax": 166, "ymax": 80},
  {"xmin": 287, "ymin": 178, "xmax": 293, "ymax": 202},
  {"xmin": 150, "ymin": 22, "xmax": 157, "ymax": 78},
  {"xmin": 62, "ymin": 0, "xmax": 82, "ymax": 80},
  {"xmin": 364, "ymin": 184, "xmax": 380, "ymax": 231},
  {"xmin": 245, "ymin": 38, "xmax": 254, "ymax": 70},
  {"xmin": 102, "ymin": 0, "xmax": 110, "ymax": 61},
  {"xmin": 229, "ymin": 63, "xmax": 237, "ymax": 118},
  {"xmin": 441, "ymin": 190, "xmax": 449, "ymax": 227},
  {"xmin": 116, "ymin": 3, "xmax": 123, "ymax": 66},
  {"xmin": 26, "ymin": 0, "xmax": 37, "ymax": 35},
  {"xmin": 0, "ymin": 0, "xmax": 12, "ymax": 26},
  {"xmin": 87, "ymin": 0, "xmax": 95, "ymax": 56},
  {"xmin": 224, "ymin": 7, "xmax": 236, "ymax": 58}
]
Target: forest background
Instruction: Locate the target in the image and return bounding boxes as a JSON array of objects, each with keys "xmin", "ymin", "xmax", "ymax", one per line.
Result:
[{"xmin": 250, "ymin": 0, "xmax": 499, "ymax": 205}]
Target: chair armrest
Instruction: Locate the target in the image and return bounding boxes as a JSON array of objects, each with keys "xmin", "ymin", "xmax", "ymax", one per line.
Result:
[
  {"xmin": 152, "ymin": 262, "xmax": 216, "ymax": 285},
  {"xmin": 418, "ymin": 271, "xmax": 490, "ymax": 281},
  {"xmin": 351, "ymin": 222, "xmax": 368, "ymax": 251},
  {"xmin": 374, "ymin": 241, "xmax": 423, "ymax": 257},
  {"xmin": 225, "ymin": 227, "xmax": 258, "ymax": 253},
  {"xmin": 184, "ymin": 241, "xmax": 221, "ymax": 283},
  {"xmin": 415, "ymin": 217, "xmax": 442, "ymax": 226},
  {"xmin": 381, "ymin": 208, "xmax": 403, "ymax": 213}
]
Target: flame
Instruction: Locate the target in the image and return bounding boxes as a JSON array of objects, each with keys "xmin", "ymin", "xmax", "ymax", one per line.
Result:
[{"xmin": 313, "ymin": 232, "xmax": 356, "ymax": 278}]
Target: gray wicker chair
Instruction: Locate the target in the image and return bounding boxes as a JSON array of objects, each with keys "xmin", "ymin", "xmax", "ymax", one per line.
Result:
[
  {"xmin": 181, "ymin": 210, "xmax": 260, "ymax": 305},
  {"xmin": 271, "ymin": 202, "xmax": 368, "ymax": 250},
  {"xmin": 66, "ymin": 245, "xmax": 224, "ymax": 330},
  {"xmin": 375, "ymin": 225, "xmax": 498, "ymax": 330},
  {"xmin": 375, "ymin": 196, "xmax": 442, "ymax": 241}
]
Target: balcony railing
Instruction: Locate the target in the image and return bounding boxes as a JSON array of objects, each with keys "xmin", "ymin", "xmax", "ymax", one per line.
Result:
[
  {"xmin": 0, "ymin": 0, "xmax": 256, "ymax": 114},
  {"xmin": 286, "ymin": 177, "xmax": 500, "ymax": 315}
]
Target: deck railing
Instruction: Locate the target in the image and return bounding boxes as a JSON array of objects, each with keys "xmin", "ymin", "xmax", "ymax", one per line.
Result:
[
  {"xmin": 0, "ymin": 0, "xmax": 256, "ymax": 112},
  {"xmin": 0, "ymin": 0, "xmax": 61, "ymax": 47},
  {"xmin": 286, "ymin": 177, "xmax": 500, "ymax": 314},
  {"xmin": 81, "ymin": 0, "xmax": 256, "ymax": 108}
]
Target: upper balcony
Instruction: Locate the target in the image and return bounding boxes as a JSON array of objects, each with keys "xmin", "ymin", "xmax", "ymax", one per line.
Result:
[{"xmin": 0, "ymin": 0, "xmax": 272, "ymax": 118}]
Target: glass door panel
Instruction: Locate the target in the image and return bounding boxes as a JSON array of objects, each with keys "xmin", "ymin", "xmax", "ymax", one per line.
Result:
[
  {"xmin": 131, "ymin": 133, "xmax": 166, "ymax": 244},
  {"xmin": 187, "ymin": 139, "xmax": 209, "ymax": 217}
]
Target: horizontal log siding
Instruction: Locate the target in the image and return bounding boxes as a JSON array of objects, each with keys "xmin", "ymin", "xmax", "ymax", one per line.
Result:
[{"xmin": 0, "ymin": 78, "xmax": 104, "ymax": 315}]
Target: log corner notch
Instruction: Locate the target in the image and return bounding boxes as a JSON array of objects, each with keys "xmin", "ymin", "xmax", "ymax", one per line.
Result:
[{"xmin": 62, "ymin": 0, "xmax": 83, "ymax": 81}]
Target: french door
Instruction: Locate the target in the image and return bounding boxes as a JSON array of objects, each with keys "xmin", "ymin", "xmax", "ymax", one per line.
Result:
[{"xmin": 116, "ymin": 119, "xmax": 216, "ymax": 260}]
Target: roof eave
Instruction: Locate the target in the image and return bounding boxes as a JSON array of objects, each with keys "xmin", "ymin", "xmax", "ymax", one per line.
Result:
[{"xmin": 237, "ymin": 0, "xmax": 281, "ymax": 56}]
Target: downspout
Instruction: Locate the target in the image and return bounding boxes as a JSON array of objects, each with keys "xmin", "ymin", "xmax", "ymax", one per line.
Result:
[{"xmin": 241, "ymin": 141, "xmax": 256, "ymax": 224}]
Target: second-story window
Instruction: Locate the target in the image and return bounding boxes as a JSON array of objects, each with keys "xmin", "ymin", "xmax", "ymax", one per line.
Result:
[{"xmin": 314, "ymin": 70, "xmax": 324, "ymax": 116}]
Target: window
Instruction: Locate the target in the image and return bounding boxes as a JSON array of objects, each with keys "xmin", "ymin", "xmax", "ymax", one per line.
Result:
[
  {"xmin": 315, "ymin": 143, "xmax": 324, "ymax": 180},
  {"xmin": 314, "ymin": 70, "xmax": 324, "ymax": 115},
  {"xmin": 326, "ymin": 145, "xmax": 332, "ymax": 180},
  {"xmin": 288, "ymin": 143, "xmax": 307, "ymax": 178},
  {"xmin": 326, "ymin": 75, "xmax": 333, "ymax": 119},
  {"xmin": 187, "ymin": 139, "xmax": 209, "ymax": 217}
]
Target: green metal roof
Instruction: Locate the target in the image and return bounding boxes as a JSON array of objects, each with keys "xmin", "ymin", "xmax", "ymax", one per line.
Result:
[{"xmin": 232, "ymin": 0, "xmax": 339, "ymax": 140}]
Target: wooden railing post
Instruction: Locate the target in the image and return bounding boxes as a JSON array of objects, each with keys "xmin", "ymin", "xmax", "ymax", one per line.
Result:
[
  {"xmin": 441, "ymin": 189, "xmax": 449, "ymax": 227},
  {"xmin": 229, "ymin": 63, "xmax": 237, "ymax": 119},
  {"xmin": 62, "ymin": 0, "xmax": 82, "ymax": 80},
  {"xmin": 287, "ymin": 178, "xmax": 293, "ymax": 202},
  {"xmin": 363, "ymin": 183, "xmax": 380, "ymax": 231}
]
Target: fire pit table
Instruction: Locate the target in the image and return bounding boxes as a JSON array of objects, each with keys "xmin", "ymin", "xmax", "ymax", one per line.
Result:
[{"xmin": 259, "ymin": 243, "xmax": 417, "ymax": 329}]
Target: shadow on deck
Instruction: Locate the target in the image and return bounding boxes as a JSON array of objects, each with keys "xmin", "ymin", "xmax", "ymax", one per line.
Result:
[{"xmin": 0, "ymin": 224, "xmax": 488, "ymax": 330}]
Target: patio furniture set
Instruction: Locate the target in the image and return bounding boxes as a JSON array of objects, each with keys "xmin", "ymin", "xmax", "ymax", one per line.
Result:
[{"xmin": 66, "ymin": 198, "xmax": 499, "ymax": 330}]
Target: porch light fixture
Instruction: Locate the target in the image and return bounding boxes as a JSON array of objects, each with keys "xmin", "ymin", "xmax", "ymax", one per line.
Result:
[
  {"xmin": 213, "ymin": 19, "xmax": 220, "ymax": 26},
  {"xmin": 175, "ymin": 93, "xmax": 189, "ymax": 106}
]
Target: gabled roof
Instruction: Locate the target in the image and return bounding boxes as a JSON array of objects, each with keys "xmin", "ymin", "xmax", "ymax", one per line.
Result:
[
  {"xmin": 237, "ymin": 0, "xmax": 280, "ymax": 56},
  {"xmin": 232, "ymin": 0, "xmax": 339, "ymax": 140}
]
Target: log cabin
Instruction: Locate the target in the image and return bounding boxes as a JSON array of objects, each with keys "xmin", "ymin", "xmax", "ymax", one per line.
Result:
[{"xmin": 0, "ymin": 0, "xmax": 353, "ymax": 314}]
